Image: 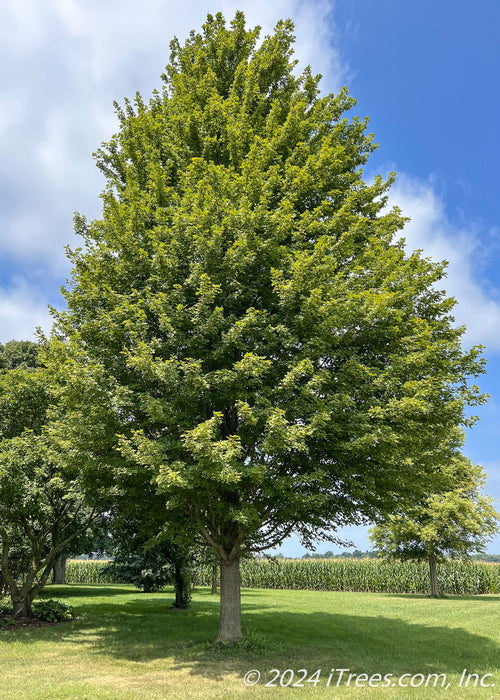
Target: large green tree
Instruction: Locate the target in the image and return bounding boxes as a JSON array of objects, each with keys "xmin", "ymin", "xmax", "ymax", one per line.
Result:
[{"xmin": 52, "ymin": 12, "xmax": 485, "ymax": 641}]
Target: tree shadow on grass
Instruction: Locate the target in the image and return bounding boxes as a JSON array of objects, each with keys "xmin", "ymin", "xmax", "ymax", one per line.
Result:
[
  {"xmin": 377, "ymin": 593, "xmax": 500, "ymax": 602},
  {"xmin": 2, "ymin": 590, "xmax": 497, "ymax": 682},
  {"xmin": 0, "ymin": 592, "xmax": 254, "ymax": 653},
  {"xmin": 40, "ymin": 585, "xmax": 138, "ymax": 598},
  {"xmin": 173, "ymin": 607, "xmax": 500, "ymax": 682}
]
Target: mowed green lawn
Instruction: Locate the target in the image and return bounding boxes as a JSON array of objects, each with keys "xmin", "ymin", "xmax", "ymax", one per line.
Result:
[{"xmin": 0, "ymin": 585, "xmax": 498, "ymax": 699}]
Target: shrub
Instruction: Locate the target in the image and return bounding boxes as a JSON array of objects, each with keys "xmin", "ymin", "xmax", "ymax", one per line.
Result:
[
  {"xmin": 32, "ymin": 599, "xmax": 74, "ymax": 622},
  {"xmin": 103, "ymin": 557, "xmax": 173, "ymax": 593},
  {"xmin": 0, "ymin": 599, "xmax": 14, "ymax": 628},
  {"xmin": 0, "ymin": 598, "xmax": 12, "ymax": 612}
]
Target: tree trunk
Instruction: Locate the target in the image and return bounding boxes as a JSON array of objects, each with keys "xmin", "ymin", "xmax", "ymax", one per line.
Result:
[
  {"xmin": 215, "ymin": 556, "xmax": 242, "ymax": 643},
  {"xmin": 52, "ymin": 555, "xmax": 67, "ymax": 585},
  {"xmin": 173, "ymin": 559, "xmax": 192, "ymax": 609},
  {"xmin": 428, "ymin": 552, "xmax": 440, "ymax": 598},
  {"xmin": 12, "ymin": 592, "xmax": 34, "ymax": 619},
  {"xmin": 211, "ymin": 564, "xmax": 218, "ymax": 595}
]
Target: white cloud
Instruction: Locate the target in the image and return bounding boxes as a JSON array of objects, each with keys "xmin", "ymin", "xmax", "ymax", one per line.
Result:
[
  {"xmin": 0, "ymin": 0, "xmax": 48, "ymax": 54},
  {"xmin": 0, "ymin": 0, "xmax": 346, "ymax": 272},
  {"xmin": 0, "ymin": 95, "xmax": 24, "ymax": 136},
  {"xmin": 0, "ymin": 0, "xmax": 348, "ymax": 340},
  {"xmin": 2, "ymin": 0, "xmax": 497, "ymax": 359},
  {"xmin": 44, "ymin": 0, "xmax": 348, "ymax": 93},
  {"xmin": 0, "ymin": 280, "xmax": 53, "ymax": 342},
  {"xmin": 388, "ymin": 174, "xmax": 500, "ymax": 351}
]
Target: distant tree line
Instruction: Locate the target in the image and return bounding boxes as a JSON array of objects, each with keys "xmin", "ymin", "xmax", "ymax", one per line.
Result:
[
  {"xmin": 301, "ymin": 550, "xmax": 500, "ymax": 562},
  {"xmin": 471, "ymin": 553, "xmax": 500, "ymax": 563},
  {"xmin": 302, "ymin": 550, "xmax": 379, "ymax": 560}
]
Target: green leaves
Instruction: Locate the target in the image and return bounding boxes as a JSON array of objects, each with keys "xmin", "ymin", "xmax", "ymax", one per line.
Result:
[
  {"xmin": 183, "ymin": 414, "xmax": 243, "ymax": 484},
  {"xmin": 370, "ymin": 451, "xmax": 500, "ymax": 562},
  {"xmin": 0, "ymin": 358, "xmax": 106, "ymax": 614},
  {"xmin": 50, "ymin": 12, "xmax": 487, "ymax": 566}
]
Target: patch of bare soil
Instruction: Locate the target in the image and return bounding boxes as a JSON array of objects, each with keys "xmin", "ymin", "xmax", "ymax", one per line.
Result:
[
  {"xmin": 1, "ymin": 616, "xmax": 53, "ymax": 631},
  {"xmin": 0, "ymin": 616, "xmax": 80, "ymax": 631}
]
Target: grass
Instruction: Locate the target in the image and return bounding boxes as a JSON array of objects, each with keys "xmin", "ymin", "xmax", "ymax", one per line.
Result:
[{"xmin": 0, "ymin": 584, "xmax": 498, "ymax": 698}]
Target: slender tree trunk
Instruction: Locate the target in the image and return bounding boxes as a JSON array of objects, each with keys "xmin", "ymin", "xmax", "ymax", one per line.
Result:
[
  {"xmin": 215, "ymin": 556, "xmax": 242, "ymax": 643},
  {"xmin": 52, "ymin": 555, "xmax": 67, "ymax": 585},
  {"xmin": 211, "ymin": 564, "xmax": 218, "ymax": 595},
  {"xmin": 428, "ymin": 552, "xmax": 440, "ymax": 598},
  {"xmin": 173, "ymin": 559, "xmax": 192, "ymax": 609}
]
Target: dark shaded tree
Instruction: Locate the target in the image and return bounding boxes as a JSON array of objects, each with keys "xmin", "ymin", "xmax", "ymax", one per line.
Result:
[
  {"xmin": 105, "ymin": 508, "xmax": 193, "ymax": 606},
  {"xmin": 0, "ymin": 365, "xmax": 103, "ymax": 617}
]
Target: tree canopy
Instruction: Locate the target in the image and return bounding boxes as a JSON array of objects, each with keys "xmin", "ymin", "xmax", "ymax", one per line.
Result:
[
  {"xmin": 0, "ymin": 340, "xmax": 40, "ymax": 371},
  {"xmin": 369, "ymin": 446, "xmax": 499, "ymax": 596},
  {"xmin": 50, "ymin": 11, "xmax": 486, "ymax": 641},
  {"xmin": 0, "ymin": 363, "xmax": 102, "ymax": 617}
]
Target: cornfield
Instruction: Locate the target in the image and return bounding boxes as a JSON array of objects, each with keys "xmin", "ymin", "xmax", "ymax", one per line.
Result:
[
  {"xmin": 66, "ymin": 558, "xmax": 500, "ymax": 595},
  {"xmin": 194, "ymin": 559, "xmax": 500, "ymax": 595},
  {"xmin": 66, "ymin": 560, "xmax": 116, "ymax": 584}
]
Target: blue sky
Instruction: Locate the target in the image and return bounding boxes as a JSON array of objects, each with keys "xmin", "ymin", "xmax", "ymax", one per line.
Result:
[{"xmin": 1, "ymin": 1, "xmax": 499, "ymax": 554}]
